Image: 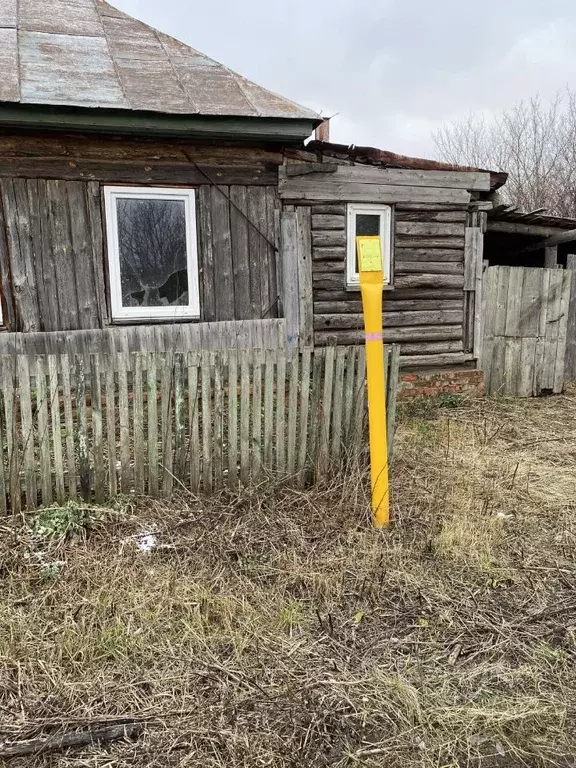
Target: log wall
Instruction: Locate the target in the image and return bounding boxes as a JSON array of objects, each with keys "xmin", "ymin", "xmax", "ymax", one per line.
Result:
[{"xmin": 310, "ymin": 202, "xmax": 471, "ymax": 366}]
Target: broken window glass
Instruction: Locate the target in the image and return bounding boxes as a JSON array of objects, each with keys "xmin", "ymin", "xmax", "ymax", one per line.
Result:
[{"xmin": 116, "ymin": 198, "xmax": 189, "ymax": 308}]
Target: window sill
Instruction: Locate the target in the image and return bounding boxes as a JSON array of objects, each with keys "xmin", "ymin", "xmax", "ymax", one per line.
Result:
[
  {"xmin": 345, "ymin": 284, "xmax": 395, "ymax": 292},
  {"xmin": 111, "ymin": 315, "xmax": 201, "ymax": 325}
]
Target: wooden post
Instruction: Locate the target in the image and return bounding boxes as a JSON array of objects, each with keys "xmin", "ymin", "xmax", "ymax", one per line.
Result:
[
  {"xmin": 280, "ymin": 206, "xmax": 300, "ymax": 349},
  {"xmin": 545, "ymin": 246, "xmax": 558, "ymax": 268}
]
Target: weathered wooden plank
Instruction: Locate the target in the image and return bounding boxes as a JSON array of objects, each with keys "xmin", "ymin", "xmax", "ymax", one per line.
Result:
[
  {"xmin": 318, "ymin": 346, "xmax": 335, "ymax": 474},
  {"xmin": 395, "ymin": 236, "xmax": 465, "ymax": 249},
  {"xmin": 35, "ymin": 357, "xmax": 52, "ymax": 506},
  {"xmin": 46, "ymin": 180, "xmax": 79, "ymax": 331},
  {"xmin": 279, "ymin": 179, "xmax": 471, "ymax": 205},
  {"xmin": 312, "ymin": 230, "xmax": 347, "ymax": 248},
  {"xmin": 132, "ymin": 353, "xmax": 145, "ymax": 494},
  {"xmin": 197, "ymin": 186, "xmax": 216, "ymax": 322},
  {"xmin": 90, "ymin": 353, "xmax": 105, "ymax": 503},
  {"xmin": 211, "ymin": 186, "xmax": 235, "ymax": 321},
  {"xmin": 1, "ymin": 178, "xmax": 41, "ymax": 331},
  {"xmin": 314, "ymin": 299, "xmax": 462, "ymax": 314},
  {"xmin": 314, "ymin": 288, "xmax": 463, "ymax": 303},
  {"xmin": 286, "ymin": 353, "xmax": 299, "ymax": 475},
  {"xmin": 315, "ymin": 310, "xmax": 463, "ymax": 330},
  {"xmin": 313, "ymin": 272, "xmax": 465, "ymax": 291},
  {"xmin": 518, "ymin": 337, "xmax": 537, "ymax": 397},
  {"xmin": 213, "ymin": 353, "xmax": 224, "ymax": 489},
  {"xmin": 400, "ymin": 352, "xmax": 475, "ymax": 369},
  {"xmin": 275, "ymin": 352, "xmax": 287, "ymax": 475},
  {"xmin": 565, "ymin": 255, "xmax": 576, "ymax": 380},
  {"xmin": 395, "ymin": 262, "xmax": 463, "ymax": 275},
  {"xmin": 263, "ymin": 350, "xmax": 274, "ymax": 468},
  {"xmin": 188, "ymin": 353, "xmax": 200, "ymax": 491},
  {"xmin": 229, "ymin": 186, "xmax": 252, "ymax": 320},
  {"xmin": 400, "ymin": 340, "xmax": 464, "ymax": 355},
  {"xmin": 239, "ymin": 350, "xmax": 250, "ymax": 485},
  {"xmin": 396, "ymin": 222, "xmax": 464, "ymax": 237},
  {"xmin": 395, "ymin": 210, "xmax": 468, "ymax": 223},
  {"xmin": 117, "ymin": 354, "xmax": 131, "ymax": 493},
  {"xmin": 280, "ymin": 164, "xmax": 490, "ymax": 190},
  {"xmin": 311, "ymin": 214, "xmax": 346, "ymax": 230},
  {"xmin": 227, "ymin": 350, "xmax": 238, "ymax": 487},
  {"xmin": 173, "ymin": 354, "xmax": 186, "ymax": 484},
  {"xmin": 265, "ymin": 186, "xmax": 280, "ymax": 317},
  {"xmin": 331, "ymin": 347, "xmax": 346, "ymax": 462},
  {"xmin": 67, "ymin": 182, "xmax": 100, "ymax": 330},
  {"xmin": 2, "ymin": 359, "xmax": 20, "ymax": 513},
  {"xmin": 394, "ymin": 247, "xmax": 463, "ymax": 262},
  {"xmin": 312, "ymin": 246, "xmax": 346, "ymax": 262},
  {"xmin": 0, "ymin": 156, "xmax": 279, "ymax": 185},
  {"xmin": 25, "ymin": 179, "xmax": 52, "ymax": 332},
  {"xmin": 386, "ymin": 345, "xmax": 401, "ymax": 463},
  {"xmin": 554, "ymin": 269, "xmax": 572, "ymax": 392},
  {"xmin": 296, "ymin": 206, "xmax": 314, "ymax": 348},
  {"xmin": 297, "ymin": 348, "xmax": 312, "ymax": 483},
  {"xmin": 315, "ymin": 325, "xmax": 464, "ymax": 346},
  {"xmin": 86, "ymin": 181, "xmax": 108, "ymax": 327},
  {"xmin": 200, "ymin": 354, "xmax": 213, "ymax": 493},
  {"xmin": 75, "ymin": 356, "xmax": 90, "ymax": 501},
  {"xmin": 0, "ymin": 378, "xmax": 7, "ymax": 513},
  {"xmin": 281, "ymin": 209, "xmax": 300, "ymax": 347},
  {"xmin": 146, "ymin": 354, "xmax": 158, "ymax": 496},
  {"xmin": 504, "ymin": 268, "xmax": 524, "ymax": 337},
  {"xmin": 342, "ymin": 347, "xmax": 357, "ymax": 446},
  {"xmin": 351, "ymin": 349, "xmax": 367, "ymax": 454},
  {"xmin": 251, "ymin": 350, "xmax": 263, "ymax": 478},
  {"xmin": 47, "ymin": 355, "xmax": 65, "ymax": 503},
  {"xmin": 60, "ymin": 355, "xmax": 77, "ymax": 500}
]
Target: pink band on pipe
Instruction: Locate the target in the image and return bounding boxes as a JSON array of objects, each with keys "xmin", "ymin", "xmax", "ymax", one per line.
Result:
[{"xmin": 365, "ymin": 332, "xmax": 383, "ymax": 342}]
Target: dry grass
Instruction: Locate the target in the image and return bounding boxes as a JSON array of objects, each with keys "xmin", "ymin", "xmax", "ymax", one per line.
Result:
[{"xmin": 1, "ymin": 387, "xmax": 576, "ymax": 767}]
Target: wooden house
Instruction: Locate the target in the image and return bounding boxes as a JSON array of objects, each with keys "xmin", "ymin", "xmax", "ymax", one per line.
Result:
[{"xmin": 0, "ymin": 0, "xmax": 507, "ymax": 373}]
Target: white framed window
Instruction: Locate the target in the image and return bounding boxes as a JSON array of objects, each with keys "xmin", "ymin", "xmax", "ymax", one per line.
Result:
[
  {"xmin": 104, "ymin": 186, "xmax": 200, "ymax": 322},
  {"xmin": 346, "ymin": 203, "xmax": 393, "ymax": 287}
]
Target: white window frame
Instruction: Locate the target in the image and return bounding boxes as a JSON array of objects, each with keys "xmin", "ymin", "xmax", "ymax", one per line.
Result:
[
  {"xmin": 346, "ymin": 203, "xmax": 393, "ymax": 288},
  {"xmin": 104, "ymin": 186, "xmax": 200, "ymax": 322}
]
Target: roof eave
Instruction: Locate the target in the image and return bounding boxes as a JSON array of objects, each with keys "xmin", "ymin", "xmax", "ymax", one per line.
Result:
[{"xmin": 0, "ymin": 103, "xmax": 320, "ymax": 144}]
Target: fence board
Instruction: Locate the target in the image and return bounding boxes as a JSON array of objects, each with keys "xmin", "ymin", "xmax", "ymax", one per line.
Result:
[
  {"xmin": 483, "ymin": 266, "xmax": 572, "ymax": 396},
  {"xmin": 0, "ymin": 346, "xmax": 399, "ymax": 512},
  {"xmin": 566, "ymin": 256, "xmax": 576, "ymax": 380}
]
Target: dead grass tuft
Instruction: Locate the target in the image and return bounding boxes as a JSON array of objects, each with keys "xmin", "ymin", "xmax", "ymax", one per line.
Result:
[{"xmin": 1, "ymin": 388, "xmax": 576, "ymax": 766}]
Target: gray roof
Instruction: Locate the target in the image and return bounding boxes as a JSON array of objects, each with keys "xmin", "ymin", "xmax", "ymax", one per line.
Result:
[{"xmin": 0, "ymin": 0, "xmax": 318, "ymax": 120}]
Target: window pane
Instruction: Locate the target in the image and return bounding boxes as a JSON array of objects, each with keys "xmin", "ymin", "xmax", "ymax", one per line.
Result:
[
  {"xmin": 356, "ymin": 214, "xmax": 380, "ymax": 237},
  {"xmin": 116, "ymin": 198, "xmax": 189, "ymax": 308}
]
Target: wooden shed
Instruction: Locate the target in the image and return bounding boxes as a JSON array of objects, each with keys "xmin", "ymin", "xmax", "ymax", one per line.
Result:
[{"xmin": 0, "ymin": 0, "xmax": 506, "ymax": 372}]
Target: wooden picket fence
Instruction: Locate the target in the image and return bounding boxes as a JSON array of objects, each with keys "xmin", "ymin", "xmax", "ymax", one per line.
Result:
[{"xmin": 0, "ymin": 345, "xmax": 400, "ymax": 513}]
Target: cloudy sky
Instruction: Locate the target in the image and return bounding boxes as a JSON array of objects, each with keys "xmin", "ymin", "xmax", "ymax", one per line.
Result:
[{"xmin": 113, "ymin": 0, "xmax": 576, "ymax": 158}]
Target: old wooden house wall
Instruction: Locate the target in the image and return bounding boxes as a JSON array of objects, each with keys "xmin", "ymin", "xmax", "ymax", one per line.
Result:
[
  {"xmin": 279, "ymin": 164, "xmax": 490, "ymax": 368},
  {"xmin": 0, "ymin": 134, "xmax": 281, "ymax": 334}
]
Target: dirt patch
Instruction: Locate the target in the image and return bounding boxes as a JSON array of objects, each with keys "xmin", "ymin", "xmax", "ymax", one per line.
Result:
[{"xmin": 1, "ymin": 389, "xmax": 576, "ymax": 766}]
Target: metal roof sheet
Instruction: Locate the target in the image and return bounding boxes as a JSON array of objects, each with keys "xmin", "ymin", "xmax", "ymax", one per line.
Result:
[{"xmin": 0, "ymin": 0, "xmax": 319, "ymax": 121}]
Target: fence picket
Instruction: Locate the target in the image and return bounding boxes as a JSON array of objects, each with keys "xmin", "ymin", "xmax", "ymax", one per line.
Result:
[
  {"xmin": 35, "ymin": 357, "xmax": 52, "ymax": 506},
  {"xmin": 105, "ymin": 358, "xmax": 117, "ymax": 499},
  {"xmin": 18, "ymin": 355, "xmax": 36, "ymax": 509},
  {"xmin": 133, "ymin": 353, "xmax": 145, "ymax": 494},
  {"xmin": 275, "ymin": 352, "xmax": 287, "ymax": 475},
  {"xmin": 263, "ymin": 350, "xmax": 274, "ymax": 469},
  {"xmin": 160, "ymin": 355, "xmax": 174, "ymax": 496},
  {"xmin": 201, "ymin": 352, "xmax": 213, "ymax": 493},
  {"xmin": 188, "ymin": 353, "xmax": 200, "ymax": 491},
  {"xmin": 252, "ymin": 350, "xmax": 263, "ymax": 479},
  {"xmin": 60, "ymin": 356, "xmax": 77, "ymax": 501},
  {"xmin": 2, "ymin": 359, "xmax": 20, "ymax": 514},
  {"xmin": 227, "ymin": 351, "xmax": 238, "ymax": 487},
  {"xmin": 91, "ymin": 354, "xmax": 105, "ymax": 504},
  {"xmin": 174, "ymin": 353, "xmax": 187, "ymax": 484},
  {"xmin": 146, "ymin": 354, "xmax": 158, "ymax": 496},
  {"xmin": 213, "ymin": 352, "xmax": 224, "ymax": 489},
  {"xmin": 331, "ymin": 347, "xmax": 346, "ymax": 462},
  {"xmin": 286, "ymin": 353, "xmax": 299, "ymax": 475},
  {"xmin": 48, "ymin": 355, "xmax": 65, "ymax": 503},
  {"xmin": 240, "ymin": 350, "xmax": 250, "ymax": 486},
  {"xmin": 75, "ymin": 356, "xmax": 90, "ymax": 501}
]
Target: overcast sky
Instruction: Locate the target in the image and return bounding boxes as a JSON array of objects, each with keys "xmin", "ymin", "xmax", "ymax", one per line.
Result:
[{"xmin": 113, "ymin": 0, "xmax": 576, "ymax": 158}]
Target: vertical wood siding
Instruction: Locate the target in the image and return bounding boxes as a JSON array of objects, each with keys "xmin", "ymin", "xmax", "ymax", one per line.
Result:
[{"xmin": 0, "ymin": 179, "xmax": 280, "ymax": 333}]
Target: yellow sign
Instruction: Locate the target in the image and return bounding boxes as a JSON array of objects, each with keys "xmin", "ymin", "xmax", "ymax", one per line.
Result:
[
  {"xmin": 357, "ymin": 236, "xmax": 383, "ymax": 273},
  {"xmin": 357, "ymin": 236, "xmax": 389, "ymax": 528}
]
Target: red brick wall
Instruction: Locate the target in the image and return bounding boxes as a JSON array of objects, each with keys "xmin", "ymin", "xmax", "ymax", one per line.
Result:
[{"xmin": 399, "ymin": 369, "xmax": 485, "ymax": 400}]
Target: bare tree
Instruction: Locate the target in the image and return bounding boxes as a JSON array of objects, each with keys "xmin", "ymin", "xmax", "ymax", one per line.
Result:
[{"xmin": 434, "ymin": 91, "xmax": 576, "ymax": 217}]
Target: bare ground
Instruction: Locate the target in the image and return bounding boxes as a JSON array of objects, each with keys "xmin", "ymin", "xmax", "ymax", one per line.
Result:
[{"xmin": 1, "ymin": 388, "xmax": 576, "ymax": 767}]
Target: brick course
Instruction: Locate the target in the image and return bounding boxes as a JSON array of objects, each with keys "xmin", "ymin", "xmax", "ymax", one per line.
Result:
[{"xmin": 398, "ymin": 369, "xmax": 485, "ymax": 400}]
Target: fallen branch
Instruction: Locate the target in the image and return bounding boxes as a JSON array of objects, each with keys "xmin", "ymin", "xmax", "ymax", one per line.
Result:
[{"xmin": 0, "ymin": 722, "xmax": 142, "ymax": 758}]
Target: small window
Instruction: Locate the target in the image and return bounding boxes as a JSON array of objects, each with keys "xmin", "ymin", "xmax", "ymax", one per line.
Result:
[
  {"xmin": 346, "ymin": 203, "xmax": 393, "ymax": 287},
  {"xmin": 104, "ymin": 187, "xmax": 200, "ymax": 321}
]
